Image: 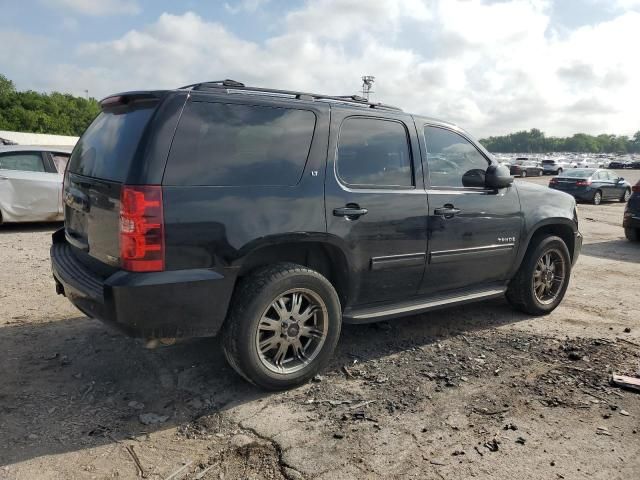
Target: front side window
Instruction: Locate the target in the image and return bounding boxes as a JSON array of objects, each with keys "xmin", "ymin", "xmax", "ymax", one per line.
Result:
[
  {"xmin": 424, "ymin": 126, "xmax": 489, "ymax": 188},
  {"xmin": 0, "ymin": 152, "xmax": 45, "ymax": 172},
  {"xmin": 336, "ymin": 117, "xmax": 413, "ymax": 187},
  {"xmin": 165, "ymin": 102, "xmax": 316, "ymax": 186}
]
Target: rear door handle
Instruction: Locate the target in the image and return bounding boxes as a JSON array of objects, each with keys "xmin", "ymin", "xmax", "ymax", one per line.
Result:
[
  {"xmin": 333, "ymin": 204, "xmax": 368, "ymax": 219},
  {"xmin": 434, "ymin": 205, "xmax": 461, "ymax": 219}
]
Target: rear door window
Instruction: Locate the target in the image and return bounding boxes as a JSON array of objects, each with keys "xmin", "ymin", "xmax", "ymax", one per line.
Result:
[
  {"xmin": 165, "ymin": 102, "xmax": 316, "ymax": 186},
  {"xmin": 68, "ymin": 106, "xmax": 155, "ymax": 182},
  {"xmin": 336, "ymin": 117, "xmax": 413, "ymax": 188},
  {"xmin": 0, "ymin": 152, "xmax": 45, "ymax": 172}
]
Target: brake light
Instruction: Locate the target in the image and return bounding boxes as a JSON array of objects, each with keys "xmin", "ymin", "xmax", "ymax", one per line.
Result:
[
  {"xmin": 549, "ymin": 178, "xmax": 558, "ymax": 184},
  {"xmin": 119, "ymin": 185, "xmax": 164, "ymax": 272},
  {"xmin": 575, "ymin": 180, "xmax": 591, "ymax": 186}
]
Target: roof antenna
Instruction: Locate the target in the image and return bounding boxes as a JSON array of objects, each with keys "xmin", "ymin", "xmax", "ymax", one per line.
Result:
[{"xmin": 361, "ymin": 75, "xmax": 375, "ymax": 101}]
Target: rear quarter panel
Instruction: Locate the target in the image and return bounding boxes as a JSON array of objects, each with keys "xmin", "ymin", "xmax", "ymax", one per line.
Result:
[{"xmin": 161, "ymin": 98, "xmax": 331, "ymax": 272}]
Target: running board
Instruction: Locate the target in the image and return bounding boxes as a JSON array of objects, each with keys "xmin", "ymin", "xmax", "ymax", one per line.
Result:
[{"xmin": 342, "ymin": 287, "xmax": 506, "ymax": 324}]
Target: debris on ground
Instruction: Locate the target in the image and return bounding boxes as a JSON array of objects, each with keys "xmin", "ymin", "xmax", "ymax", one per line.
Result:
[
  {"xmin": 139, "ymin": 412, "xmax": 170, "ymax": 425},
  {"xmin": 611, "ymin": 374, "xmax": 640, "ymax": 393}
]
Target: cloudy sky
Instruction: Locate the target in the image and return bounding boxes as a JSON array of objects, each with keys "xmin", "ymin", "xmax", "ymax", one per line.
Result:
[{"xmin": 1, "ymin": 0, "xmax": 638, "ymax": 137}]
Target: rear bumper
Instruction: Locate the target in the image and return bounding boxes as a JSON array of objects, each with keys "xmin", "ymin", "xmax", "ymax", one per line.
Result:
[
  {"xmin": 50, "ymin": 231, "xmax": 236, "ymax": 338},
  {"xmin": 549, "ymin": 185, "xmax": 594, "ymax": 201}
]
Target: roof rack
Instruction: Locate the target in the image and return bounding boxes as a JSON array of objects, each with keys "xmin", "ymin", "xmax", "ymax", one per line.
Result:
[{"xmin": 178, "ymin": 79, "xmax": 403, "ymax": 112}]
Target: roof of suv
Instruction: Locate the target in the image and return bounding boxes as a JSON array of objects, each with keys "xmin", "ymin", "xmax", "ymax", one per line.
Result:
[{"xmin": 101, "ymin": 79, "xmax": 458, "ymax": 129}]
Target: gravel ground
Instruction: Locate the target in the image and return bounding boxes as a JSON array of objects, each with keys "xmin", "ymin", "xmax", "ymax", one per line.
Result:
[{"xmin": 1, "ymin": 171, "xmax": 639, "ymax": 480}]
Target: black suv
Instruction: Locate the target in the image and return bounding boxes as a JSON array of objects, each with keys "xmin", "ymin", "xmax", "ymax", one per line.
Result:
[{"xmin": 51, "ymin": 80, "xmax": 582, "ymax": 390}]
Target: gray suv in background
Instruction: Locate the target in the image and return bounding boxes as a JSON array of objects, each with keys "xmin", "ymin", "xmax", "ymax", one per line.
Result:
[{"xmin": 542, "ymin": 158, "xmax": 573, "ymax": 175}]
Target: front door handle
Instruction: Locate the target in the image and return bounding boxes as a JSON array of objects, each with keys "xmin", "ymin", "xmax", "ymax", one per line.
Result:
[
  {"xmin": 434, "ymin": 204, "xmax": 461, "ymax": 219},
  {"xmin": 333, "ymin": 204, "xmax": 368, "ymax": 220}
]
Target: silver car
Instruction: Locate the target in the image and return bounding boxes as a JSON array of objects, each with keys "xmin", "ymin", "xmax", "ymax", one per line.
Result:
[
  {"xmin": 0, "ymin": 145, "xmax": 73, "ymax": 223},
  {"xmin": 541, "ymin": 158, "xmax": 573, "ymax": 175}
]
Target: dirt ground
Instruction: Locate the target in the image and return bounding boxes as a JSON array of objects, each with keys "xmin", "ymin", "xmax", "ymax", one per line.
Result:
[{"xmin": 1, "ymin": 172, "xmax": 639, "ymax": 480}]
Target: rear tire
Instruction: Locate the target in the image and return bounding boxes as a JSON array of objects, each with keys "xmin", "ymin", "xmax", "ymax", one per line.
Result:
[
  {"xmin": 625, "ymin": 228, "xmax": 640, "ymax": 242},
  {"xmin": 538, "ymin": 170, "xmax": 543, "ymax": 176},
  {"xmin": 506, "ymin": 235, "xmax": 572, "ymax": 316},
  {"xmin": 592, "ymin": 190, "xmax": 602, "ymax": 205},
  {"xmin": 521, "ymin": 171, "xmax": 527, "ymax": 178},
  {"xmin": 557, "ymin": 168, "xmax": 563, "ymax": 175},
  {"xmin": 222, "ymin": 262, "xmax": 342, "ymax": 390},
  {"xmin": 621, "ymin": 188, "xmax": 631, "ymax": 202}
]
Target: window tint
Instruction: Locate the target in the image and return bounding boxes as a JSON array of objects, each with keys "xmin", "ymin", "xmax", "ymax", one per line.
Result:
[
  {"xmin": 68, "ymin": 105, "xmax": 155, "ymax": 182},
  {"xmin": 606, "ymin": 171, "xmax": 619, "ymax": 181},
  {"xmin": 0, "ymin": 152, "xmax": 45, "ymax": 172},
  {"xmin": 51, "ymin": 153, "xmax": 70, "ymax": 173},
  {"xmin": 165, "ymin": 102, "xmax": 316, "ymax": 186},
  {"xmin": 336, "ymin": 117, "xmax": 413, "ymax": 187},
  {"xmin": 424, "ymin": 126, "xmax": 489, "ymax": 188}
]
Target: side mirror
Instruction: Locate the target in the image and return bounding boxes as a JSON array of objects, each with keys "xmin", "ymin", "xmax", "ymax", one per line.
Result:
[
  {"xmin": 461, "ymin": 168, "xmax": 486, "ymax": 188},
  {"xmin": 485, "ymin": 164, "xmax": 514, "ymax": 189},
  {"xmin": 618, "ymin": 177, "xmax": 625, "ymax": 182}
]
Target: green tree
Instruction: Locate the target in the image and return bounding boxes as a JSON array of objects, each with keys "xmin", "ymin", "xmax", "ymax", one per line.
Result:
[
  {"xmin": 0, "ymin": 74, "xmax": 100, "ymax": 136},
  {"xmin": 480, "ymin": 128, "xmax": 640, "ymax": 153}
]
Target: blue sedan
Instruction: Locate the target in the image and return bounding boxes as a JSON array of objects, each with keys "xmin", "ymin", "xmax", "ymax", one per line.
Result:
[{"xmin": 549, "ymin": 168, "xmax": 631, "ymax": 205}]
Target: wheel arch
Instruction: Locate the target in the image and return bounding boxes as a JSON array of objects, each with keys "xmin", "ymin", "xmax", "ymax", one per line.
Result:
[
  {"xmin": 512, "ymin": 219, "xmax": 577, "ymax": 275},
  {"xmin": 235, "ymin": 237, "xmax": 353, "ymax": 309}
]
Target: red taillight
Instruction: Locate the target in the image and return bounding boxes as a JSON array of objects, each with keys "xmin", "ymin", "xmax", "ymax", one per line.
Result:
[
  {"xmin": 575, "ymin": 180, "xmax": 591, "ymax": 186},
  {"xmin": 119, "ymin": 185, "xmax": 164, "ymax": 272},
  {"xmin": 549, "ymin": 178, "xmax": 558, "ymax": 184}
]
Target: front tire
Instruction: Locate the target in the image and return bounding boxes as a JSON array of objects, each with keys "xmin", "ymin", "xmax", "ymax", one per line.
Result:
[
  {"xmin": 521, "ymin": 171, "xmax": 527, "ymax": 178},
  {"xmin": 621, "ymin": 188, "xmax": 631, "ymax": 202},
  {"xmin": 625, "ymin": 228, "xmax": 640, "ymax": 242},
  {"xmin": 222, "ymin": 263, "xmax": 342, "ymax": 390},
  {"xmin": 506, "ymin": 235, "xmax": 571, "ymax": 316},
  {"xmin": 557, "ymin": 168, "xmax": 563, "ymax": 175},
  {"xmin": 592, "ymin": 190, "xmax": 602, "ymax": 205}
]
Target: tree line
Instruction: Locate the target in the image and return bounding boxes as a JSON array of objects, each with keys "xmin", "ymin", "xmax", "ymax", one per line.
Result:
[
  {"xmin": 480, "ymin": 128, "xmax": 640, "ymax": 154},
  {"xmin": 0, "ymin": 74, "xmax": 100, "ymax": 137}
]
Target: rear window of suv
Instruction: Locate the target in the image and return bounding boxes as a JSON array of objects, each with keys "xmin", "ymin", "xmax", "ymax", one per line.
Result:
[
  {"xmin": 164, "ymin": 102, "xmax": 316, "ymax": 186},
  {"xmin": 68, "ymin": 105, "xmax": 155, "ymax": 182}
]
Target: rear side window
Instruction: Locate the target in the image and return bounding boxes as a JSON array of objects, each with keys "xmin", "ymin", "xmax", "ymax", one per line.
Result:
[
  {"xmin": 165, "ymin": 102, "xmax": 316, "ymax": 186},
  {"xmin": 336, "ymin": 117, "xmax": 413, "ymax": 187},
  {"xmin": 68, "ymin": 106, "xmax": 155, "ymax": 182},
  {"xmin": 0, "ymin": 152, "xmax": 45, "ymax": 172}
]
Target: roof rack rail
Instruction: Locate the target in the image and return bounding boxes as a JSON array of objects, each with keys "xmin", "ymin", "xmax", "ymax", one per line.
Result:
[
  {"xmin": 178, "ymin": 80, "xmax": 402, "ymax": 112},
  {"xmin": 179, "ymin": 79, "xmax": 245, "ymax": 90}
]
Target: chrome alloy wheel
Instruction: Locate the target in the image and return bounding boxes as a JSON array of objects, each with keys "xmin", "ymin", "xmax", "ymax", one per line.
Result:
[
  {"xmin": 255, "ymin": 288, "xmax": 328, "ymax": 374},
  {"xmin": 532, "ymin": 249, "xmax": 566, "ymax": 305}
]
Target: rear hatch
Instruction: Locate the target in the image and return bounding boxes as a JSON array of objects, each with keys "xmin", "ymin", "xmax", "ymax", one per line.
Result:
[{"xmin": 64, "ymin": 93, "xmax": 161, "ymax": 267}]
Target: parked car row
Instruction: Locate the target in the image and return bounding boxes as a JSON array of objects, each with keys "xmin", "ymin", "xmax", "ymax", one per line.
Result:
[{"xmin": 496, "ymin": 154, "xmax": 640, "ymax": 173}]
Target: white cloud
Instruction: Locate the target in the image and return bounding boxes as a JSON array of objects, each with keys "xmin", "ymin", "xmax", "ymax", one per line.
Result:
[
  {"xmin": 42, "ymin": 0, "xmax": 140, "ymax": 16},
  {"xmin": 224, "ymin": 0, "xmax": 270, "ymax": 14},
  {"xmin": 6, "ymin": 1, "xmax": 640, "ymax": 137}
]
